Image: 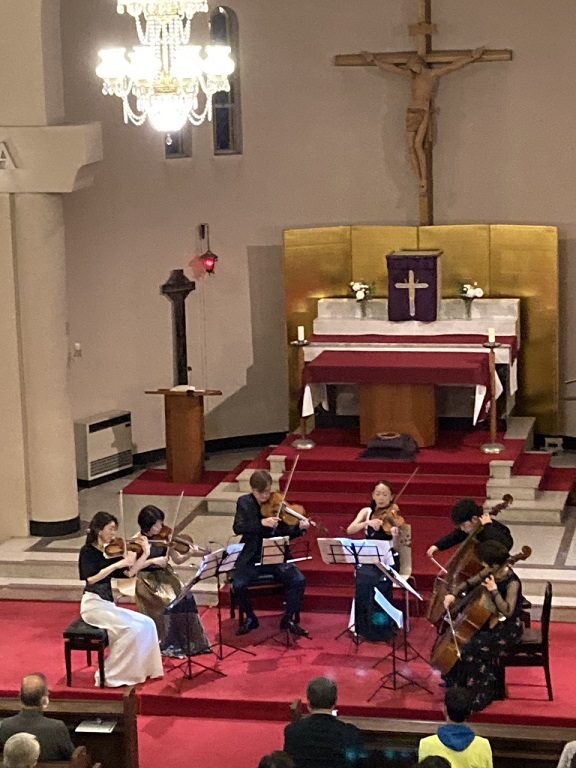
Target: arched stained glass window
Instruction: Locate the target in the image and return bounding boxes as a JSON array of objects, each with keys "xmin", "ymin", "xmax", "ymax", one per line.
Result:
[{"xmin": 210, "ymin": 6, "xmax": 242, "ymax": 155}]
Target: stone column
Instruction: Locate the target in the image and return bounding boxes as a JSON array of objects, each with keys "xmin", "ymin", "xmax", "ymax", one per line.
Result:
[{"xmin": 0, "ymin": 0, "xmax": 102, "ymax": 537}]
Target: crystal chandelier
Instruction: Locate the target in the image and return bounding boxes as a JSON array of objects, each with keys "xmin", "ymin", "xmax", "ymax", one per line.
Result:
[{"xmin": 96, "ymin": 2, "xmax": 235, "ymax": 132}]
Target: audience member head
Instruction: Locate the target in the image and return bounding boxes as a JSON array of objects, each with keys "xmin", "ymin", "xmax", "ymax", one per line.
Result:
[
  {"xmin": 249, "ymin": 470, "xmax": 273, "ymax": 503},
  {"xmin": 2, "ymin": 733, "xmax": 40, "ymax": 768},
  {"xmin": 450, "ymin": 498, "xmax": 482, "ymax": 533},
  {"xmin": 370, "ymin": 481, "xmax": 394, "ymax": 511},
  {"xmin": 418, "ymin": 757, "xmax": 451, "ymax": 768},
  {"xmin": 258, "ymin": 751, "xmax": 295, "ymax": 768},
  {"xmin": 444, "ymin": 686, "xmax": 473, "ymax": 724},
  {"xmin": 306, "ymin": 676, "xmax": 338, "ymax": 712},
  {"xmin": 138, "ymin": 505, "xmax": 165, "ymax": 535},
  {"xmin": 476, "ymin": 540, "xmax": 510, "ymax": 568},
  {"xmin": 19, "ymin": 673, "xmax": 49, "ymax": 709},
  {"xmin": 85, "ymin": 511, "xmax": 118, "ymax": 546}
]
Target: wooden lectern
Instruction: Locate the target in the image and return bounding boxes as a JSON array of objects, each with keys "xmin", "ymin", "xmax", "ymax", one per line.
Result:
[{"xmin": 145, "ymin": 389, "xmax": 222, "ymax": 483}]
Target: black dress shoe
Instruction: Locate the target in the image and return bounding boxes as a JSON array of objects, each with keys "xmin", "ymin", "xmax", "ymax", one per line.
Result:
[
  {"xmin": 236, "ymin": 616, "xmax": 259, "ymax": 636},
  {"xmin": 280, "ymin": 617, "xmax": 309, "ymax": 637}
]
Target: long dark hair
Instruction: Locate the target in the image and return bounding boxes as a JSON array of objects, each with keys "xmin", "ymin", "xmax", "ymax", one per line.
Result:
[
  {"xmin": 86, "ymin": 511, "xmax": 118, "ymax": 545},
  {"xmin": 370, "ymin": 480, "xmax": 394, "ymax": 512},
  {"xmin": 138, "ymin": 505, "xmax": 165, "ymax": 535}
]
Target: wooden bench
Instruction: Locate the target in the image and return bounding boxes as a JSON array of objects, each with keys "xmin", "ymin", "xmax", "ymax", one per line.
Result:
[
  {"xmin": 338, "ymin": 714, "xmax": 575, "ymax": 768},
  {"xmin": 0, "ymin": 688, "xmax": 138, "ymax": 768}
]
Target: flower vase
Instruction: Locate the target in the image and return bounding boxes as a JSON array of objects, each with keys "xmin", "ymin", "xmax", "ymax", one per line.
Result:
[
  {"xmin": 360, "ymin": 300, "xmax": 368, "ymax": 319},
  {"xmin": 463, "ymin": 297, "xmax": 474, "ymax": 319}
]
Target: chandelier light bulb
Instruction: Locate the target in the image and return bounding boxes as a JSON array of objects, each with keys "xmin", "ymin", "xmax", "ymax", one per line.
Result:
[
  {"xmin": 97, "ymin": 1, "xmax": 234, "ymax": 130},
  {"xmin": 203, "ymin": 45, "xmax": 234, "ymax": 77},
  {"xmin": 96, "ymin": 48, "xmax": 130, "ymax": 81}
]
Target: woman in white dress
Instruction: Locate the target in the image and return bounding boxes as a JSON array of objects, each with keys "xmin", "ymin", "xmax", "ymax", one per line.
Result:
[{"xmin": 79, "ymin": 511, "xmax": 164, "ymax": 687}]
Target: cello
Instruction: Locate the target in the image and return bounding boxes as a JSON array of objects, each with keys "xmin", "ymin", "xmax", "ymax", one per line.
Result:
[
  {"xmin": 426, "ymin": 494, "xmax": 513, "ymax": 625},
  {"xmin": 430, "ymin": 545, "xmax": 531, "ymax": 675}
]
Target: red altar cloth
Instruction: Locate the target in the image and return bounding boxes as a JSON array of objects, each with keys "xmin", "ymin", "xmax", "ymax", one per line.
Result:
[
  {"xmin": 308, "ymin": 334, "xmax": 518, "ymax": 361},
  {"xmin": 302, "ymin": 350, "xmax": 491, "ymax": 389}
]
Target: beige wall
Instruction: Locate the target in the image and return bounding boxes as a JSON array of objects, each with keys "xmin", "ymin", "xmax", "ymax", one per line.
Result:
[{"xmin": 60, "ymin": 0, "xmax": 576, "ymax": 451}]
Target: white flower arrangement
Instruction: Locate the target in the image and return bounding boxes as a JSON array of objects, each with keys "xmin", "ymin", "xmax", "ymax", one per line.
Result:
[
  {"xmin": 460, "ymin": 282, "xmax": 484, "ymax": 299},
  {"xmin": 350, "ymin": 281, "xmax": 375, "ymax": 302}
]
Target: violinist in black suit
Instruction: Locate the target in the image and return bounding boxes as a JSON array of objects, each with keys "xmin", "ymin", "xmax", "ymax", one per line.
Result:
[{"xmin": 232, "ymin": 470, "xmax": 309, "ymax": 636}]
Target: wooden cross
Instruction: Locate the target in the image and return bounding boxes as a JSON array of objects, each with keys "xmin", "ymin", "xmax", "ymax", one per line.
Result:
[
  {"xmin": 335, "ymin": 0, "xmax": 512, "ymax": 225},
  {"xmin": 395, "ymin": 269, "xmax": 429, "ymax": 317},
  {"xmin": 161, "ymin": 269, "xmax": 196, "ymax": 386}
]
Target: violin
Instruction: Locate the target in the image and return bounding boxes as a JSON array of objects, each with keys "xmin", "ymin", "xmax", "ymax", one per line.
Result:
[
  {"xmin": 372, "ymin": 504, "xmax": 405, "ymax": 534},
  {"xmin": 261, "ymin": 492, "xmax": 328, "ymax": 535},
  {"xmin": 144, "ymin": 525, "xmax": 210, "ymax": 556},
  {"xmin": 430, "ymin": 545, "xmax": 532, "ymax": 675},
  {"xmin": 103, "ymin": 537, "xmax": 143, "ymax": 559}
]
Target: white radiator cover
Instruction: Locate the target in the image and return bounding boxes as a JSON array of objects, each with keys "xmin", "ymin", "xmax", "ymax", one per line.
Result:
[{"xmin": 74, "ymin": 410, "xmax": 133, "ymax": 481}]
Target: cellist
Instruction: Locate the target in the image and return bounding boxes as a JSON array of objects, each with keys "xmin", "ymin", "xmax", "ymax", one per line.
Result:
[
  {"xmin": 441, "ymin": 540, "xmax": 525, "ymax": 712},
  {"xmin": 232, "ymin": 470, "xmax": 310, "ymax": 637},
  {"xmin": 426, "ymin": 498, "xmax": 513, "ymax": 562}
]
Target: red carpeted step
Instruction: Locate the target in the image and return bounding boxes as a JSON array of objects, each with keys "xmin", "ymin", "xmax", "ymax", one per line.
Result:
[
  {"xmin": 513, "ymin": 451, "xmax": 552, "ymax": 476},
  {"xmin": 290, "ymin": 491, "xmax": 485, "ymax": 517},
  {"xmin": 540, "ymin": 466, "xmax": 576, "ymax": 492},
  {"xmin": 283, "ymin": 471, "xmax": 487, "ymax": 497},
  {"xmin": 283, "ymin": 454, "xmax": 493, "ymax": 476}
]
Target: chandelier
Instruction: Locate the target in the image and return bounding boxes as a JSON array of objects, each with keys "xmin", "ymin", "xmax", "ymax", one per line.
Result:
[{"xmin": 96, "ymin": 2, "xmax": 235, "ymax": 132}]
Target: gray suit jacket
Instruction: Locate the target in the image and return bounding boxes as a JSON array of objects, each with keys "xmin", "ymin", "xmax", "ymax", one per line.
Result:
[{"xmin": 0, "ymin": 709, "xmax": 75, "ymax": 761}]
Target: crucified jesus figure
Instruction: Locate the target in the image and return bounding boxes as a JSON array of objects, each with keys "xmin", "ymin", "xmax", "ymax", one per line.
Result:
[{"xmin": 363, "ymin": 47, "xmax": 485, "ymax": 190}]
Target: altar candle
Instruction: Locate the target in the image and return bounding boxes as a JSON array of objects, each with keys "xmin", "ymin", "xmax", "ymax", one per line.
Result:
[
  {"xmin": 488, "ymin": 327, "xmax": 496, "ymax": 344},
  {"xmin": 297, "ymin": 325, "xmax": 305, "ymax": 342}
]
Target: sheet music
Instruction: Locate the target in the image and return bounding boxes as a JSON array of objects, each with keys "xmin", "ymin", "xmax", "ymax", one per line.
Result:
[
  {"xmin": 377, "ymin": 562, "xmax": 423, "ymax": 600},
  {"xmin": 374, "ymin": 590, "xmax": 404, "ymax": 629},
  {"xmin": 255, "ymin": 536, "xmax": 290, "ymax": 566},
  {"xmin": 195, "ymin": 542, "xmax": 244, "ymax": 580},
  {"xmin": 317, "ymin": 537, "xmax": 394, "ymax": 566}
]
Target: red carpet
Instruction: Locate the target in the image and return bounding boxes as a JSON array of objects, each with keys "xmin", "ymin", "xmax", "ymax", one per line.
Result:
[
  {"xmin": 122, "ymin": 469, "xmax": 228, "ymax": 496},
  {"xmin": 2, "ymin": 601, "xmax": 573, "ymax": 729}
]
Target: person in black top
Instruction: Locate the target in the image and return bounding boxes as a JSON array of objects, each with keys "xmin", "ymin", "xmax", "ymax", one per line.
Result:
[
  {"xmin": 283, "ymin": 677, "xmax": 364, "ymax": 768},
  {"xmin": 346, "ymin": 481, "xmax": 400, "ymax": 641},
  {"xmin": 232, "ymin": 470, "xmax": 309, "ymax": 636},
  {"xmin": 426, "ymin": 498, "xmax": 513, "ymax": 561},
  {"xmin": 0, "ymin": 674, "xmax": 74, "ymax": 762},
  {"xmin": 132, "ymin": 505, "xmax": 210, "ymax": 657},
  {"xmin": 442, "ymin": 540, "xmax": 524, "ymax": 711},
  {"xmin": 79, "ymin": 511, "xmax": 164, "ymax": 687}
]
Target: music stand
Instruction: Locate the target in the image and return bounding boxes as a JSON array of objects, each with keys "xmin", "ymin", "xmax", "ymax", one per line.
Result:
[
  {"xmin": 367, "ymin": 585, "xmax": 433, "ymax": 699},
  {"xmin": 254, "ymin": 536, "xmax": 312, "ymax": 648},
  {"xmin": 317, "ymin": 537, "xmax": 394, "ymax": 645},
  {"xmin": 375, "ymin": 562, "xmax": 427, "ymax": 664},
  {"xmin": 174, "ymin": 543, "xmax": 255, "ymax": 665}
]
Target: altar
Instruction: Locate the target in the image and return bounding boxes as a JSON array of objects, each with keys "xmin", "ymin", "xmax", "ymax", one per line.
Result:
[{"xmin": 301, "ymin": 298, "xmax": 520, "ymax": 446}]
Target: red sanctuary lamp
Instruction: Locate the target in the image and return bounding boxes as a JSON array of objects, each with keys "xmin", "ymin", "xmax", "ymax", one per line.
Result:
[{"xmin": 199, "ymin": 224, "xmax": 219, "ymax": 275}]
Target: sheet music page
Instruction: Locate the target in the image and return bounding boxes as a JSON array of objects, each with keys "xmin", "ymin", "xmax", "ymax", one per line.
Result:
[
  {"xmin": 374, "ymin": 590, "xmax": 404, "ymax": 629},
  {"xmin": 378, "ymin": 563, "xmax": 423, "ymax": 599},
  {"xmin": 255, "ymin": 536, "xmax": 289, "ymax": 566}
]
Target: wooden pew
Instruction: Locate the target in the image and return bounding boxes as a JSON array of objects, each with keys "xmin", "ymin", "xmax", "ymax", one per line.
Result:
[
  {"xmin": 37, "ymin": 745, "xmax": 101, "ymax": 768},
  {"xmin": 339, "ymin": 715, "xmax": 575, "ymax": 768},
  {"xmin": 0, "ymin": 688, "xmax": 138, "ymax": 768}
]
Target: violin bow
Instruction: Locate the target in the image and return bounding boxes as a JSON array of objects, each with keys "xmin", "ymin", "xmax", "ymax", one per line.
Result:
[
  {"xmin": 394, "ymin": 466, "xmax": 420, "ymax": 504},
  {"xmin": 168, "ymin": 491, "xmax": 185, "ymax": 538},
  {"xmin": 118, "ymin": 489, "xmax": 128, "ymax": 557},
  {"xmin": 279, "ymin": 454, "xmax": 300, "ymax": 511}
]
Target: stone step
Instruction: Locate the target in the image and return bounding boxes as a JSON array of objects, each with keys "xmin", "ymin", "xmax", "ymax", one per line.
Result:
[
  {"xmin": 0, "ymin": 574, "xmax": 219, "ymax": 605},
  {"xmin": 206, "ymin": 481, "xmax": 241, "ymax": 514},
  {"xmin": 523, "ymin": 592, "xmax": 576, "ymax": 623},
  {"xmin": 516, "ymin": 567, "xmax": 576, "ymax": 599},
  {"xmin": 487, "ymin": 491, "xmax": 568, "ymax": 525}
]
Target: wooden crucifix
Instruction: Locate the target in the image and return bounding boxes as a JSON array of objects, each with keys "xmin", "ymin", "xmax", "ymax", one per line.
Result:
[
  {"xmin": 335, "ymin": 0, "xmax": 512, "ymax": 225},
  {"xmin": 161, "ymin": 269, "xmax": 195, "ymax": 385}
]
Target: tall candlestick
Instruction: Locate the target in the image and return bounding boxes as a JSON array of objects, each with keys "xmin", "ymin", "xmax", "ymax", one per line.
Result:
[
  {"xmin": 488, "ymin": 327, "xmax": 496, "ymax": 344},
  {"xmin": 297, "ymin": 325, "xmax": 305, "ymax": 342}
]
